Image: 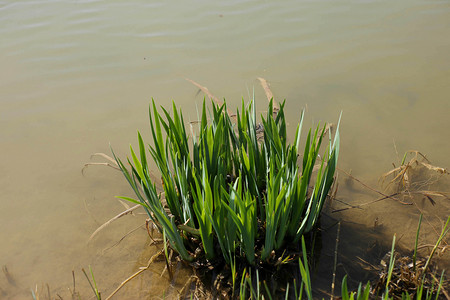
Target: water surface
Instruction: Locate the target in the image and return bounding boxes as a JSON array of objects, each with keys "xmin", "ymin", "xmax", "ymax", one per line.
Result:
[{"xmin": 1, "ymin": 0, "xmax": 449, "ymax": 298}]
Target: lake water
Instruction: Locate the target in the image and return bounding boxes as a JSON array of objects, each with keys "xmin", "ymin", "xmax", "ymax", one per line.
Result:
[{"xmin": 1, "ymin": 0, "xmax": 449, "ymax": 298}]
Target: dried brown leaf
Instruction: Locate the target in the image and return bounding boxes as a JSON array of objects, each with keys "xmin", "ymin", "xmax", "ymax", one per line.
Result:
[
  {"xmin": 185, "ymin": 78, "xmax": 221, "ymax": 105},
  {"xmin": 185, "ymin": 78, "xmax": 236, "ymax": 118},
  {"xmin": 91, "ymin": 153, "xmax": 118, "ymax": 165},
  {"xmin": 117, "ymin": 199, "xmax": 133, "ymax": 211},
  {"xmin": 82, "ymin": 153, "xmax": 120, "ymax": 175}
]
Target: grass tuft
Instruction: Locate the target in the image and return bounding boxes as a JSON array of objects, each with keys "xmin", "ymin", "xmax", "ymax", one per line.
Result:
[{"xmin": 113, "ymin": 99, "xmax": 339, "ymax": 268}]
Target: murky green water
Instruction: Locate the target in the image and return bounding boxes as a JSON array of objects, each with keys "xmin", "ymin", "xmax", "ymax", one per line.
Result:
[{"xmin": 1, "ymin": 0, "xmax": 449, "ymax": 298}]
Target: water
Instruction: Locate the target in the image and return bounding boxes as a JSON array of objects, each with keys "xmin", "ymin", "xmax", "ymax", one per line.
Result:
[{"xmin": 1, "ymin": 0, "xmax": 449, "ymax": 298}]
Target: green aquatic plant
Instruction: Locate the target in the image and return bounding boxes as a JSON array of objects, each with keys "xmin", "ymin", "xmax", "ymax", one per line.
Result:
[
  {"xmin": 112, "ymin": 99, "xmax": 340, "ymax": 266},
  {"xmin": 82, "ymin": 266, "xmax": 101, "ymax": 300},
  {"xmin": 372, "ymin": 218, "xmax": 449, "ymax": 300}
]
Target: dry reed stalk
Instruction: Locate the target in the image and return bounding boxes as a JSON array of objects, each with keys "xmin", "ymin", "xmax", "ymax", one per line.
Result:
[
  {"xmin": 84, "ymin": 153, "xmax": 163, "ymax": 186},
  {"xmin": 185, "ymin": 78, "xmax": 222, "ymax": 106},
  {"xmin": 257, "ymin": 78, "xmax": 275, "ymax": 105},
  {"xmin": 187, "ymin": 77, "xmax": 284, "ymax": 120},
  {"xmin": 330, "ymin": 221, "xmax": 341, "ymax": 300},
  {"xmin": 257, "ymin": 77, "xmax": 282, "ymax": 121},
  {"xmin": 82, "ymin": 153, "xmax": 121, "ymax": 175},
  {"xmin": 340, "ymin": 168, "xmax": 401, "ymax": 201},
  {"xmin": 70, "ymin": 270, "xmax": 78, "ymax": 298},
  {"xmin": 83, "ymin": 152, "xmax": 166, "ymax": 242},
  {"xmin": 185, "ymin": 78, "xmax": 236, "ymax": 119},
  {"xmin": 421, "ymin": 162, "xmax": 449, "ymax": 175},
  {"xmin": 332, "ymin": 192, "xmax": 403, "ymax": 213},
  {"xmin": 101, "ymin": 224, "xmax": 145, "ymax": 254},
  {"xmin": 104, "ymin": 249, "xmax": 165, "ymax": 300},
  {"xmin": 331, "ymin": 163, "xmax": 424, "ymax": 213},
  {"xmin": 88, "ymin": 204, "xmax": 141, "ymax": 242},
  {"xmin": 178, "ymin": 275, "xmax": 198, "ymax": 299}
]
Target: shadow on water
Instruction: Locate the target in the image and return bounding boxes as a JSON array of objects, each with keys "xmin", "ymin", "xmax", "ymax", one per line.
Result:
[
  {"xmin": 311, "ymin": 155, "xmax": 450, "ymax": 298},
  {"xmin": 313, "ymin": 211, "xmax": 394, "ymax": 298}
]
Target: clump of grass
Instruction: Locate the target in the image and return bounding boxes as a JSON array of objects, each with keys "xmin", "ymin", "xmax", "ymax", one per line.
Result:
[
  {"xmin": 372, "ymin": 216, "xmax": 450, "ymax": 299},
  {"xmin": 112, "ymin": 99, "xmax": 339, "ymax": 295}
]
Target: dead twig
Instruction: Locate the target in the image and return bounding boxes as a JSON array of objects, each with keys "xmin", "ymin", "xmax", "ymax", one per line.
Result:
[
  {"xmin": 331, "ymin": 221, "xmax": 341, "ymax": 300},
  {"xmin": 104, "ymin": 249, "xmax": 165, "ymax": 300},
  {"xmin": 185, "ymin": 78, "xmax": 222, "ymax": 106},
  {"xmin": 101, "ymin": 224, "xmax": 145, "ymax": 254},
  {"xmin": 88, "ymin": 204, "xmax": 142, "ymax": 242},
  {"xmin": 416, "ymin": 244, "xmax": 448, "ymax": 253},
  {"xmin": 178, "ymin": 275, "xmax": 198, "ymax": 299},
  {"xmin": 340, "ymin": 168, "xmax": 402, "ymax": 202},
  {"xmin": 421, "ymin": 162, "xmax": 449, "ymax": 175},
  {"xmin": 185, "ymin": 78, "xmax": 236, "ymax": 119},
  {"xmin": 82, "ymin": 153, "xmax": 121, "ymax": 175},
  {"xmin": 257, "ymin": 77, "xmax": 277, "ymax": 107},
  {"xmin": 332, "ymin": 192, "xmax": 403, "ymax": 213}
]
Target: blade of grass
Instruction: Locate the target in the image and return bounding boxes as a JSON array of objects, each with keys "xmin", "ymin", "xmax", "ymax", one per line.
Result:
[
  {"xmin": 82, "ymin": 266, "xmax": 101, "ymax": 300},
  {"xmin": 299, "ymin": 236, "xmax": 313, "ymax": 300},
  {"xmin": 423, "ymin": 216, "xmax": 450, "ymax": 274},
  {"xmin": 384, "ymin": 234, "xmax": 396, "ymax": 299},
  {"xmin": 413, "ymin": 214, "xmax": 423, "ymax": 272}
]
